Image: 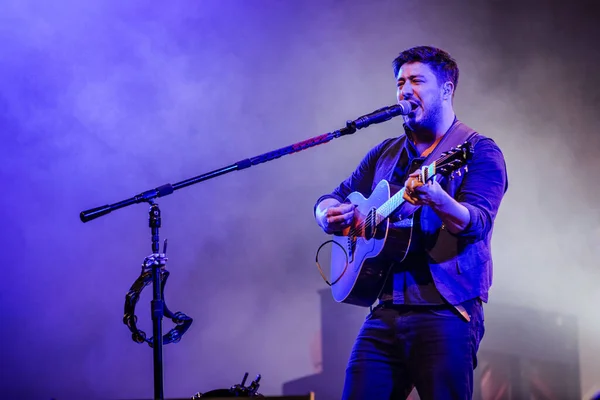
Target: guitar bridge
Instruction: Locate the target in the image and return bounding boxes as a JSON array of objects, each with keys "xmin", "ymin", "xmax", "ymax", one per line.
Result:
[{"xmin": 346, "ymin": 235, "xmax": 356, "ymax": 262}]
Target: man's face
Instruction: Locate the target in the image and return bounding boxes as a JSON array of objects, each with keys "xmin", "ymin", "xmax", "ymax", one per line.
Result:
[{"xmin": 396, "ymin": 62, "xmax": 445, "ymax": 131}]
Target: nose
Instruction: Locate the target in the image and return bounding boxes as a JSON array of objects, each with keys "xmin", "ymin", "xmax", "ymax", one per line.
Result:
[{"xmin": 398, "ymin": 82, "xmax": 413, "ymax": 101}]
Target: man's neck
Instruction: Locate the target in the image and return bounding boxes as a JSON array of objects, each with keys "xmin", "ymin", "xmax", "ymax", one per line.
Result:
[{"xmin": 412, "ymin": 108, "xmax": 455, "ymax": 151}]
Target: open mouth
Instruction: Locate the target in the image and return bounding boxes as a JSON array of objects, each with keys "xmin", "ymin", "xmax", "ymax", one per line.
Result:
[{"xmin": 404, "ymin": 102, "xmax": 419, "ymax": 117}]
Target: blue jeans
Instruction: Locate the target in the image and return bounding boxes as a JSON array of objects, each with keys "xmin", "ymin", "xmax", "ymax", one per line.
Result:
[{"xmin": 342, "ymin": 299, "xmax": 485, "ymax": 400}]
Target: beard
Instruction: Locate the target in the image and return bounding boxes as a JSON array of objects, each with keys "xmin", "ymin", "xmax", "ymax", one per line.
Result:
[{"xmin": 404, "ymin": 98, "xmax": 443, "ymax": 133}]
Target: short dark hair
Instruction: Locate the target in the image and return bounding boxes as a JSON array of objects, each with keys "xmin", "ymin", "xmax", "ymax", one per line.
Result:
[{"xmin": 392, "ymin": 46, "xmax": 459, "ymax": 92}]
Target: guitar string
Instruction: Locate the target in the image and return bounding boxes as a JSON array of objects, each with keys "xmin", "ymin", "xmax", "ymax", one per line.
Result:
[{"xmin": 345, "ymin": 149, "xmax": 466, "ymax": 239}]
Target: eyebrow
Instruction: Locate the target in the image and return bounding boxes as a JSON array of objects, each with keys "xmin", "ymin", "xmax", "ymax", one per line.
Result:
[{"xmin": 397, "ymin": 74, "xmax": 426, "ymax": 81}]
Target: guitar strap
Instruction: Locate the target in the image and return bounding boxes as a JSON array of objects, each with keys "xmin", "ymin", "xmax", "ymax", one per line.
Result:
[
  {"xmin": 394, "ymin": 120, "xmax": 479, "ymax": 221},
  {"xmin": 416, "ymin": 119, "xmax": 479, "ymax": 172}
]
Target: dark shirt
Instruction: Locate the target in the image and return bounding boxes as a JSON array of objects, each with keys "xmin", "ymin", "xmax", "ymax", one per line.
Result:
[
  {"xmin": 379, "ymin": 132, "xmax": 446, "ymax": 305},
  {"xmin": 315, "ymin": 119, "xmax": 508, "ymax": 306}
]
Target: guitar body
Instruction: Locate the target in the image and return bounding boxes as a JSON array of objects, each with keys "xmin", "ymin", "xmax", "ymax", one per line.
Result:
[{"xmin": 331, "ymin": 180, "xmax": 413, "ymax": 307}]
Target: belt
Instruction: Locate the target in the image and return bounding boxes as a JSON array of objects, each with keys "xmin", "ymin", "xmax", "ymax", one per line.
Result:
[{"xmin": 376, "ymin": 298, "xmax": 479, "ymax": 322}]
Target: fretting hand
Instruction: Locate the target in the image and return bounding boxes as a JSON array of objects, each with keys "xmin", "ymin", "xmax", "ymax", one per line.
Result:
[{"xmin": 403, "ymin": 169, "xmax": 447, "ymax": 207}]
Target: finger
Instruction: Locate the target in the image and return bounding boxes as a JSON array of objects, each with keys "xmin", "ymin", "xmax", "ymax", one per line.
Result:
[
  {"xmin": 339, "ymin": 210, "xmax": 355, "ymax": 224},
  {"xmin": 407, "ymin": 179, "xmax": 424, "ymax": 192},
  {"xmin": 413, "ymin": 185, "xmax": 428, "ymax": 194},
  {"xmin": 408, "ymin": 169, "xmax": 421, "ymax": 177},
  {"xmin": 411, "ymin": 180, "xmax": 420, "ymax": 191},
  {"xmin": 326, "ymin": 207, "xmax": 344, "ymax": 217},
  {"xmin": 404, "ymin": 196, "xmax": 418, "ymax": 205},
  {"xmin": 338, "ymin": 203, "xmax": 356, "ymax": 213},
  {"xmin": 345, "ymin": 212, "xmax": 354, "ymax": 226},
  {"xmin": 327, "ymin": 214, "xmax": 347, "ymax": 224},
  {"xmin": 327, "ymin": 203, "xmax": 355, "ymax": 216},
  {"xmin": 403, "ymin": 191, "xmax": 419, "ymax": 205},
  {"xmin": 327, "ymin": 213, "xmax": 355, "ymax": 227}
]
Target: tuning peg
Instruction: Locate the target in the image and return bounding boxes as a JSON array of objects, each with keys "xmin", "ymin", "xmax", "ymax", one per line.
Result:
[{"xmin": 457, "ymin": 170, "xmax": 462, "ymax": 177}]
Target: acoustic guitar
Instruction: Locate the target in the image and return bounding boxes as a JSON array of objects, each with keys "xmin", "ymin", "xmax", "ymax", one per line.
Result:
[{"xmin": 327, "ymin": 142, "xmax": 473, "ymax": 307}]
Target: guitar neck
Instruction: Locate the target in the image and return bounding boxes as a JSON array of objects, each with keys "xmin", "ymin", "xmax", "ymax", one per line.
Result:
[
  {"xmin": 376, "ymin": 162, "xmax": 437, "ymax": 223},
  {"xmin": 377, "ymin": 186, "xmax": 407, "ymax": 221}
]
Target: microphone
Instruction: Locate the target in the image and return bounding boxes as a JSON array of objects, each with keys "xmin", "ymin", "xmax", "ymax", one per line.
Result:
[{"xmin": 350, "ymin": 100, "xmax": 413, "ymax": 129}]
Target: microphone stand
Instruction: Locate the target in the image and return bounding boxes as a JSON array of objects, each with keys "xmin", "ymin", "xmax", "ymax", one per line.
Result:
[{"xmin": 79, "ymin": 104, "xmax": 403, "ymax": 400}]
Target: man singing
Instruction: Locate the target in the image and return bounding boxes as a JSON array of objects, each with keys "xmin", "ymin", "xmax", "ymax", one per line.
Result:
[{"xmin": 314, "ymin": 46, "xmax": 508, "ymax": 399}]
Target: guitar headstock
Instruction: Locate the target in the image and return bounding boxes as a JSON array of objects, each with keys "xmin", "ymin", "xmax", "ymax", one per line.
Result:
[
  {"xmin": 436, "ymin": 141, "xmax": 473, "ymax": 178},
  {"xmin": 420, "ymin": 141, "xmax": 473, "ymax": 182}
]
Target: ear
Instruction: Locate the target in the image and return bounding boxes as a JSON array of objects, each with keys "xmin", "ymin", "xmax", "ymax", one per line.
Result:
[{"xmin": 442, "ymin": 81, "xmax": 454, "ymax": 100}]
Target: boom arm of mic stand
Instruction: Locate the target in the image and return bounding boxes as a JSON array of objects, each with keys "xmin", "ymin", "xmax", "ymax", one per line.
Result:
[{"xmin": 79, "ymin": 123, "xmax": 357, "ymax": 222}]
